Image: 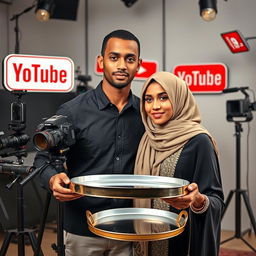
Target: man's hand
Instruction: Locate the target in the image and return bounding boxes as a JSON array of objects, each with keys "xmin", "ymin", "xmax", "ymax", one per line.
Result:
[
  {"xmin": 49, "ymin": 172, "xmax": 83, "ymax": 202},
  {"xmin": 162, "ymin": 183, "xmax": 205, "ymax": 210}
]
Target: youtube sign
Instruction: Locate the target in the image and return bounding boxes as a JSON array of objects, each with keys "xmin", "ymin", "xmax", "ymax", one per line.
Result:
[
  {"xmin": 173, "ymin": 63, "xmax": 228, "ymax": 93},
  {"xmin": 3, "ymin": 54, "xmax": 74, "ymax": 92},
  {"xmin": 95, "ymin": 59, "xmax": 158, "ymax": 80}
]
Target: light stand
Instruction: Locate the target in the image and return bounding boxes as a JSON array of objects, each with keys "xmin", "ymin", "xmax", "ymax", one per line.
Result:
[
  {"xmin": 10, "ymin": 4, "xmax": 36, "ymax": 54},
  {"xmin": 221, "ymin": 121, "xmax": 256, "ymax": 252}
]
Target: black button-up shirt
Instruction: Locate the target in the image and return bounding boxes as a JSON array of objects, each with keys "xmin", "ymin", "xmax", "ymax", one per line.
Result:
[{"xmin": 34, "ymin": 82, "xmax": 145, "ymax": 236}]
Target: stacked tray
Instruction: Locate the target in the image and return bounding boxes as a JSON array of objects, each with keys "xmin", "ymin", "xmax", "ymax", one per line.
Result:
[{"xmin": 70, "ymin": 174, "xmax": 189, "ymax": 241}]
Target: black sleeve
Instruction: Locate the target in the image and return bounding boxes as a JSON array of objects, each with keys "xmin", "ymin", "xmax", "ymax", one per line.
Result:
[{"xmin": 169, "ymin": 133, "xmax": 224, "ymax": 256}]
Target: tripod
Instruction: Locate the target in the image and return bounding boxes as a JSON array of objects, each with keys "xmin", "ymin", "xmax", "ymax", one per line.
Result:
[
  {"xmin": 20, "ymin": 154, "xmax": 67, "ymax": 256},
  {"xmin": 221, "ymin": 122, "xmax": 256, "ymax": 252},
  {"xmin": 0, "ymin": 164, "xmax": 44, "ymax": 256}
]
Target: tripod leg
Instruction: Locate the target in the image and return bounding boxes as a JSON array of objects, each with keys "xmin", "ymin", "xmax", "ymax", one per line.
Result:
[
  {"xmin": 241, "ymin": 191, "xmax": 256, "ymax": 234},
  {"xmin": 34, "ymin": 192, "xmax": 52, "ymax": 256},
  {"xmin": 222, "ymin": 190, "xmax": 234, "ymax": 219},
  {"xmin": 26, "ymin": 231, "xmax": 44, "ymax": 256},
  {"xmin": 241, "ymin": 237, "xmax": 256, "ymax": 252},
  {"xmin": 0, "ymin": 231, "xmax": 14, "ymax": 256},
  {"xmin": 57, "ymin": 202, "xmax": 65, "ymax": 256}
]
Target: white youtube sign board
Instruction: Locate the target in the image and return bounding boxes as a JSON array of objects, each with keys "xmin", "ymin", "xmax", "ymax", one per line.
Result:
[{"xmin": 3, "ymin": 54, "xmax": 74, "ymax": 92}]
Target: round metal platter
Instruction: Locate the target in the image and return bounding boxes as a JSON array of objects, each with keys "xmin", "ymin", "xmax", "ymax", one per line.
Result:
[
  {"xmin": 86, "ymin": 208, "xmax": 188, "ymax": 241},
  {"xmin": 70, "ymin": 174, "xmax": 189, "ymax": 199}
]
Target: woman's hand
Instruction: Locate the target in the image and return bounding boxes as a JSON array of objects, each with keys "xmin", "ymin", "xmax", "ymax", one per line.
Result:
[
  {"xmin": 162, "ymin": 183, "xmax": 206, "ymax": 210},
  {"xmin": 49, "ymin": 172, "xmax": 83, "ymax": 202}
]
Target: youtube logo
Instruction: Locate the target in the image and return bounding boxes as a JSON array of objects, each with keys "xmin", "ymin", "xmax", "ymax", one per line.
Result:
[{"xmin": 95, "ymin": 59, "xmax": 158, "ymax": 80}]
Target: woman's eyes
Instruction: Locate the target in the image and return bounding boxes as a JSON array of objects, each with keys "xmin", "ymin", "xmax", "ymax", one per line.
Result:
[
  {"xmin": 144, "ymin": 95, "xmax": 169, "ymax": 102},
  {"xmin": 160, "ymin": 95, "xmax": 169, "ymax": 101},
  {"xmin": 144, "ymin": 97, "xmax": 152, "ymax": 103}
]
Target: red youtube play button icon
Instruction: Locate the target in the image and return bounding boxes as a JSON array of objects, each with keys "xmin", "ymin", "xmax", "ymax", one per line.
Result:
[{"xmin": 95, "ymin": 59, "xmax": 158, "ymax": 80}]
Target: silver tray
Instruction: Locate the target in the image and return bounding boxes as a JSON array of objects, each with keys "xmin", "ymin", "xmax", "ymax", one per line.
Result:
[
  {"xmin": 70, "ymin": 174, "xmax": 189, "ymax": 199},
  {"xmin": 86, "ymin": 208, "xmax": 188, "ymax": 241}
]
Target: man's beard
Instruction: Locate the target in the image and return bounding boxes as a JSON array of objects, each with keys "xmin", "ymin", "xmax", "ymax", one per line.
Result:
[{"xmin": 105, "ymin": 71, "xmax": 131, "ymax": 89}]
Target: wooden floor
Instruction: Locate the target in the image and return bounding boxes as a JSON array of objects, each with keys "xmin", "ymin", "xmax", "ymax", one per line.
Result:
[
  {"xmin": 220, "ymin": 230, "xmax": 256, "ymax": 252},
  {"xmin": 0, "ymin": 228, "xmax": 256, "ymax": 256}
]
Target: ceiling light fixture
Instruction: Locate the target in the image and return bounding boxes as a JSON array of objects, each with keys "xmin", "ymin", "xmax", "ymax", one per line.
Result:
[
  {"xmin": 199, "ymin": 0, "xmax": 217, "ymax": 22},
  {"xmin": 121, "ymin": 0, "xmax": 138, "ymax": 8},
  {"xmin": 35, "ymin": 0, "xmax": 55, "ymax": 22}
]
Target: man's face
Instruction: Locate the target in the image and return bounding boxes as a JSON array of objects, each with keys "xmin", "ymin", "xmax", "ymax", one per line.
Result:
[{"xmin": 98, "ymin": 38, "xmax": 141, "ymax": 89}]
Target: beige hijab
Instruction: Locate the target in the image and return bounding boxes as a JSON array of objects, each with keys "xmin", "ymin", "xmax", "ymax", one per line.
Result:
[
  {"xmin": 133, "ymin": 72, "xmax": 218, "ymax": 256},
  {"xmin": 135, "ymin": 71, "xmax": 218, "ymax": 178}
]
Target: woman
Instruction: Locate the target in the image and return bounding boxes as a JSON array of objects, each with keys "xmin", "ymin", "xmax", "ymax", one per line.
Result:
[{"xmin": 134, "ymin": 72, "xmax": 224, "ymax": 256}]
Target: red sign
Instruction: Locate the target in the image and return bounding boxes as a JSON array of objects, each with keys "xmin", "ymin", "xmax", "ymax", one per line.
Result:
[
  {"xmin": 221, "ymin": 30, "xmax": 250, "ymax": 53},
  {"xmin": 95, "ymin": 59, "xmax": 158, "ymax": 80},
  {"xmin": 173, "ymin": 63, "xmax": 228, "ymax": 93},
  {"xmin": 3, "ymin": 54, "xmax": 74, "ymax": 92}
]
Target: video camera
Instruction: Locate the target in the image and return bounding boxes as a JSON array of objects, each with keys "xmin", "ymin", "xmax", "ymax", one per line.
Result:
[
  {"xmin": 0, "ymin": 91, "xmax": 30, "ymax": 159},
  {"xmin": 33, "ymin": 115, "xmax": 75, "ymax": 152},
  {"xmin": 223, "ymin": 87, "xmax": 256, "ymax": 122}
]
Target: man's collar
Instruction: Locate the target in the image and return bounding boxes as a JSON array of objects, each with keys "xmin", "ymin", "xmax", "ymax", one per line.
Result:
[{"xmin": 95, "ymin": 82, "xmax": 135, "ymax": 111}]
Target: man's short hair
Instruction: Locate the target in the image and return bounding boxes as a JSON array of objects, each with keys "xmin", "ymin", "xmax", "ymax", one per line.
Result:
[{"xmin": 101, "ymin": 29, "xmax": 140, "ymax": 57}]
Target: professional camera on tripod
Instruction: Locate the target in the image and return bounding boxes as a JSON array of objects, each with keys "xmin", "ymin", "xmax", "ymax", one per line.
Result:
[
  {"xmin": 24, "ymin": 114, "xmax": 75, "ymax": 256},
  {"xmin": 222, "ymin": 86, "xmax": 256, "ymax": 252}
]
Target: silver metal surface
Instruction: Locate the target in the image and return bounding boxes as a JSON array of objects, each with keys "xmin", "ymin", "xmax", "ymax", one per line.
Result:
[
  {"xmin": 70, "ymin": 174, "xmax": 189, "ymax": 199},
  {"xmin": 86, "ymin": 208, "xmax": 188, "ymax": 241}
]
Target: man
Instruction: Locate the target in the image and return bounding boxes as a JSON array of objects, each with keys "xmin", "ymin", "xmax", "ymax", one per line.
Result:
[{"xmin": 34, "ymin": 30, "xmax": 145, "ymax": 256}]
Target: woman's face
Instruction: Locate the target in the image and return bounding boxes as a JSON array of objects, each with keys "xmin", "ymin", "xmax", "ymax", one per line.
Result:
[{"xmin": 144, "ymin": 81, "xmax": 173, "ymax": 125}]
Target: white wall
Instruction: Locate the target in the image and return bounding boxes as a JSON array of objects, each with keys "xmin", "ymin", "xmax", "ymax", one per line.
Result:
[{"xmin": 1, "ymin": 0, "xmax": 256, "ymax": 231}]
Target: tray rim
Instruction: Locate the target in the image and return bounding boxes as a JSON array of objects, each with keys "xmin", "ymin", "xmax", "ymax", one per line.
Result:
[
  {"xmin": 70, "ymin": 174, "xmax": 189, "ymax": 199},
  {"xmin": 86, "ymin": 208, "xmax": 188, "ymax": 242}
]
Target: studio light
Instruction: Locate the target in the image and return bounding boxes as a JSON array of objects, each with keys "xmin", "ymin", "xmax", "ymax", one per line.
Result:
[
  {"xmin": 35, "ymin": 0, "xmax": 79, "ymax": 22},
  {"xmin": 121, "ymin": 0, "xmax": 138, "ymax": 8},
  {"xmin": 199, "ymin": 0, "xmax": 217, "ymax": 22},
  {"xmin": 35, "ymin": 0, "xmax": 55, "ymax": 22}
]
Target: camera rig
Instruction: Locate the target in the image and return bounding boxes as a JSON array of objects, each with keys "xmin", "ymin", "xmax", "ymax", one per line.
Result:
[
  {"xmin": 223, "ymin": 86, "xmax": 256, "ymax": 122},
  {"xmin": 221, "ymin": 86, "xmax": 256, "ymax": 252},
  {"xmin": 0, "ymin": 90, "xmax": 30, "ymax": 161},
  {"xmin": 22, "ymin": 114, "xmax": 76, "ymax": 256},
  {"xmin": 0, "ymin": 91, "xmax": 45, "ymax": 256}
]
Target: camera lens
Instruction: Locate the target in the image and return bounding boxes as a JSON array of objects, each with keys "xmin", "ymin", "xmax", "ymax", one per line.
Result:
[
  {"xmin": 0, "ymin": 134, "xmax": 30, "ymax": 150},
  {"xmin": 33, "ymin": 131, "xmax": 56, "ymax": 151},
  {"xmin": 33, "ymin": 130, "xmax": 63, "ymax": 151},
  {"xmin": 33, "ymin": 132, "xmax": 49, "ymax": 151}
]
